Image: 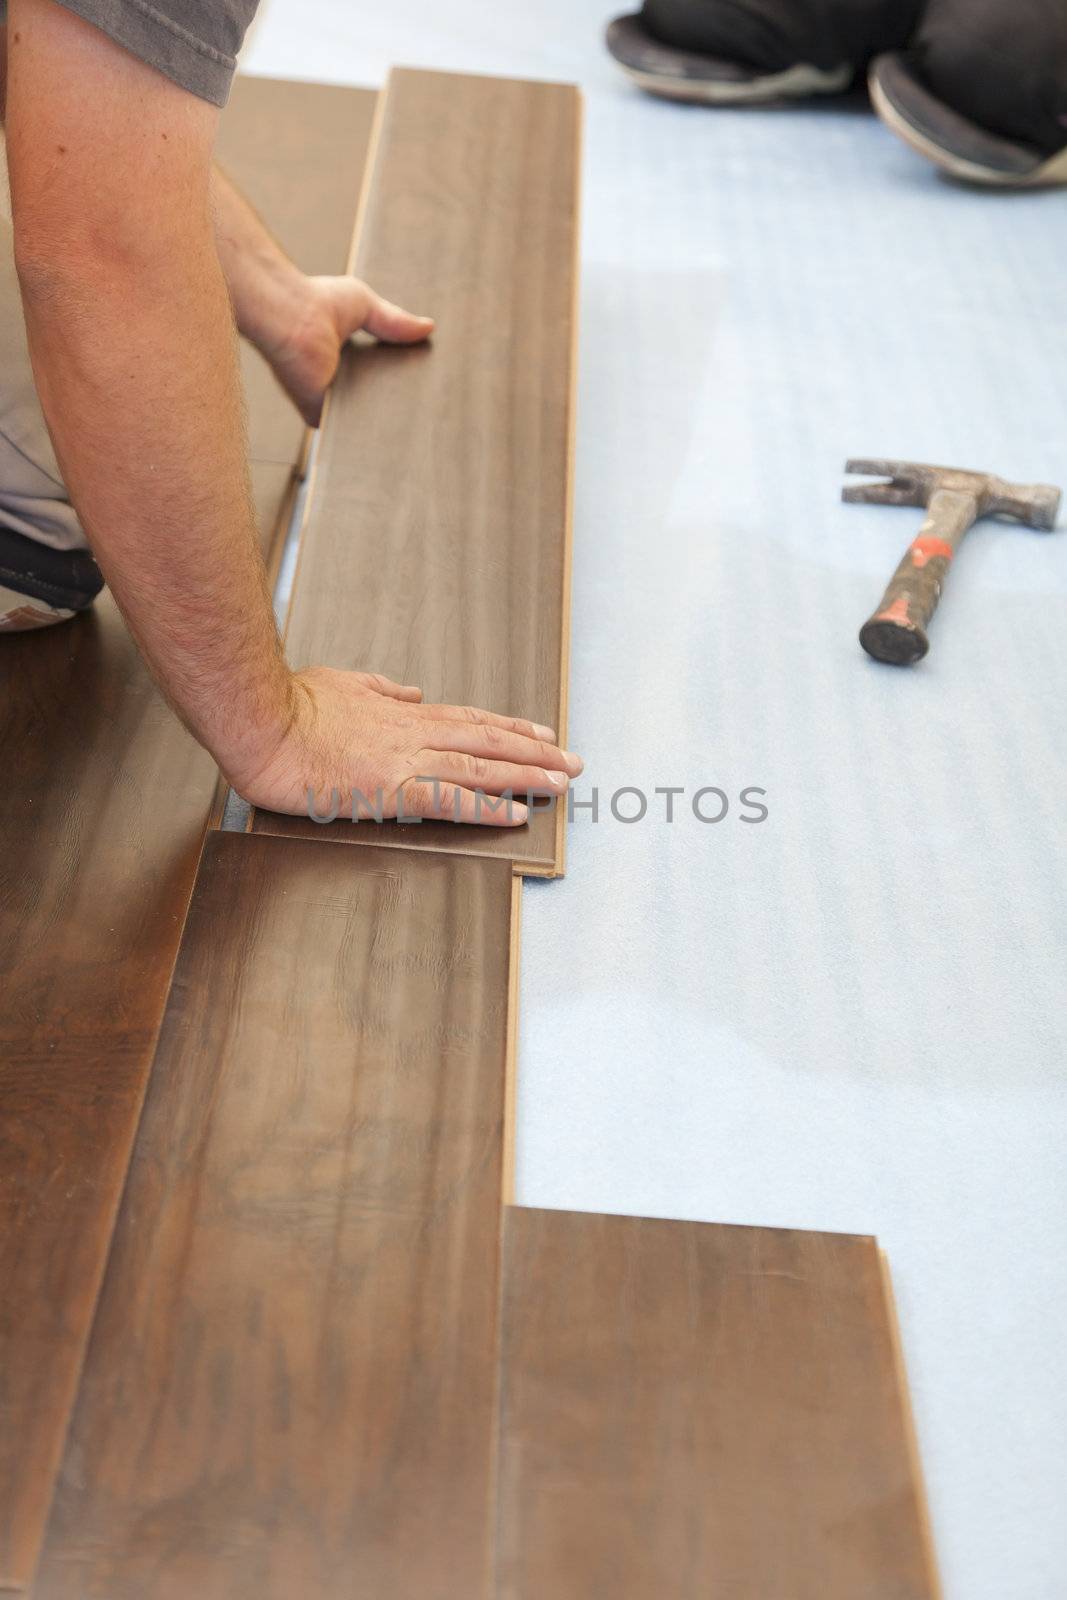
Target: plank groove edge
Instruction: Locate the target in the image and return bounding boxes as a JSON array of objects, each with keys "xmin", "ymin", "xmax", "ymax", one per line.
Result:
[
  {"xmin": 553, "ymin": 85, "xmax": 584, "ymax": 882},
  {"xmin": 501, "ymin": 876, "xmax": 523, "ymax": 1207}
]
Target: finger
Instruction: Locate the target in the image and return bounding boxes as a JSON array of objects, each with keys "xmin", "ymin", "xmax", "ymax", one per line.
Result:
[
  {"xmin": 396, "ymin": 779, "xmax": 528, "ymax": 827},
  {"xmin": 362, "ymin": 289, "xmax": 435, "ymax": 345},
  {"xmin": 414, "ymin": 701, "xmax": 558, "ymax": 744},
  {"xmin": 421, "ymin": 718, "xmax": 583, "ymax": 777},
  {"xmin": 363, "ymin": 671, "xmax": 423, "ymax": 702},
  {"xmin": 416, "ymin": 750, "xmax": 570, "ymax": 797}
]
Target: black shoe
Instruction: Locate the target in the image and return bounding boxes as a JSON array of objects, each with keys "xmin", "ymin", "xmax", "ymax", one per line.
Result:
[
  {"xmin": 0, "ymin": 524, "xmax": 103, "ymax": 615},
  {"xmin": 606, "ymin": 12, "xmax": 852, "ymax": 106},
  {"xmin": 870, "ymin": 51, "xmax": 1067, "ymax": 187}
]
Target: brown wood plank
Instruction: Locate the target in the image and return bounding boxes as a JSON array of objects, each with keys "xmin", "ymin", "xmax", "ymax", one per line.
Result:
[
  {"xmin": 252, "ymin": 67, "xmax": 581, "ymax": 878},
  {"xmin": 495, "ymin": 1208, "xmax": 939, "ymax": 1600},
  {"xmin": 217, "ymin": 77, "xmax": 378, "ymax": 469},
  {"xmin": 34, "ymin": 832, "xmax": 514, "ymax": 1600},
  {"xmin": 239, "ymin": 346, "xmax": 306, "ymax": 475},
  {"xmin": 0, "ymin": 83, "xmax": 375, "ymax": 1590},
  {"xmin": 0, "ymin": 598, "xmax": 218, "ymax": 1591}
]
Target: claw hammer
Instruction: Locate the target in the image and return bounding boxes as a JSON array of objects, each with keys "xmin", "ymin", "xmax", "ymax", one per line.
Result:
[{"xmin": 844, "ymin": 459, "xmax": 1061, "ymax": 665}]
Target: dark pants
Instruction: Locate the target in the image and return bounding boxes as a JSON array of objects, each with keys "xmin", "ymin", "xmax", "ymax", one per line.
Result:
[{"xmin": 640, "ymin": 0, "xmax": 1067, "ymax": 153}]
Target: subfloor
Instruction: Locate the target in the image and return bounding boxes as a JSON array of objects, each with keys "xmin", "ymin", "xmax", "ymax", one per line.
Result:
[{"xmin": 245, "ymin": 5, "xmax": 1067, "ymax": 1596}]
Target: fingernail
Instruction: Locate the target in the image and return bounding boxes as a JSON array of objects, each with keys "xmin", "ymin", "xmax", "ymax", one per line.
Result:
[
  {"xmin": 512, "ymin": 801, "xmax": 529, "ymax": 824},
  {"xmin": 543, "ymin": 768, "xmax": 568, "ymax": 789},
  {"xmin": 564, "ymin": 750, "xmax": 583, "ymax": 775},
  {"xmin": 534, "ymin": 723, "xmax": 557, "ymax": 741}
]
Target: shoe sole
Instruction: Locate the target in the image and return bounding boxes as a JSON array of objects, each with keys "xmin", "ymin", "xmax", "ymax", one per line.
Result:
[
  {"xmin": 605, "ymin": 15, "xmax": 852, "ymax": 105},
  {"xmin": 869, "ymin": 62, "xmax": 1067, "ymax": 188},
  {"xmin": 616, "ymin": 58, "xmax": 853, "ymax": 105}
]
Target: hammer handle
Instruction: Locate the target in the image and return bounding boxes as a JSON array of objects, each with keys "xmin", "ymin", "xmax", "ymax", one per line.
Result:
[{"xmin": 859, "ymin": 488, "xmax": 976, "ymax": 665}]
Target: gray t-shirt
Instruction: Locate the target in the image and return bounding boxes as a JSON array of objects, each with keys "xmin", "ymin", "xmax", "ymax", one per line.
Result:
[{"xmin": 0, "ymin": 0, "xmax": 260, "ymax": 106}]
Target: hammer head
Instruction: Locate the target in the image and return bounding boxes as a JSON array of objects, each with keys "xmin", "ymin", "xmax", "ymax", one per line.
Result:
[{"xmin": 842, "ymin": 458, "xmax": 1061, "ymax": 531}]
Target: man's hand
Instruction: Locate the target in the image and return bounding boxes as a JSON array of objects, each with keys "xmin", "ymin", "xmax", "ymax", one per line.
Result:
[
  {"xmin": 232, "ymin": 668, "xmax": 582, "ymax": 826},
  {"xmin": 210, "ymin": 167, "xmax": 433, "ymax": 426},
  {"xmin": 263, "ymin": 276, "xmax": 433, "ymax": 427}
]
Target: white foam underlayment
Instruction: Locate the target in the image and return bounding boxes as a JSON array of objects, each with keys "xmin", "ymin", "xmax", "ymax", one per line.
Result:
[{"xmin": 243, "ymin": 5, "xmax": 1067, "ymax": 1594}]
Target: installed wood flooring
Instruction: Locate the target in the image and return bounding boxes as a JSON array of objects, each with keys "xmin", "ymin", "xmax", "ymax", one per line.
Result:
[
  {"xmin": 33, "ymin": 833, "xmax": 514, "ymax": 1600},
  {"xmin": 0, "ymin": 80, "xmax": 374, "ymax": 1589},
  {"xmin": 494, "ymin": 1208, "xmax": 939, "ymax": 1600},
  {"xmin": 217, "ymin": 77, "xmax": 379, "ymax": 473}
]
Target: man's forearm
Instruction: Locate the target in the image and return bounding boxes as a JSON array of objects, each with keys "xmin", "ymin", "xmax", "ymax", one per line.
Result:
[
  {"xmin": 8, "ymin": 0, "xmax": 292, "ymax": 782},
  {"xmin": 17, "ymin": 220, "xmax": 294, "ymax": 778},
  {"xmin": 9, "ymin": 15, "xmax": 295, "ymax": 784}
]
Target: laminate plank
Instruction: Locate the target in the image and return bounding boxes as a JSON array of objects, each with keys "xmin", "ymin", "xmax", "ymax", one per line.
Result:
[
  {"xmin": 0, "ymin": 481, "xmax": 290, "ymax": 1591},
  {"xmin": 0, "ymin": 82, "xmax": 376, "ymax": 1589},
  {"xmin": 495, "ymin": 1208, "xmax": 939, "ymax": 1600},
  {"xmin": 0, "ymin": 597, "xmax": 217, "ymax": 1591},
  {"xmin": 34, "ymin": 832, "xmax": 514, "ymax": 1600},
  {"xmin": 216, "ymin": 77, "xmax": 378, "ymax": 469},
  {"xmin": 252, "ymin": 67, "xmax": 581, "ymax": 877}
]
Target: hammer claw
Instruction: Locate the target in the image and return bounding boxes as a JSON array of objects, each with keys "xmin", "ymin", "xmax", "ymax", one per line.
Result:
[
  {"xmin": 841, "ymin": 483, "xmax": 920, "ymax": 507},
  {"xmin": 843, "ymin": 460, "xmax": 926, "ymax": 506},
  {"xmin": 845, "ymin": 458, "xmax": 920, "ymax": 481}
]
